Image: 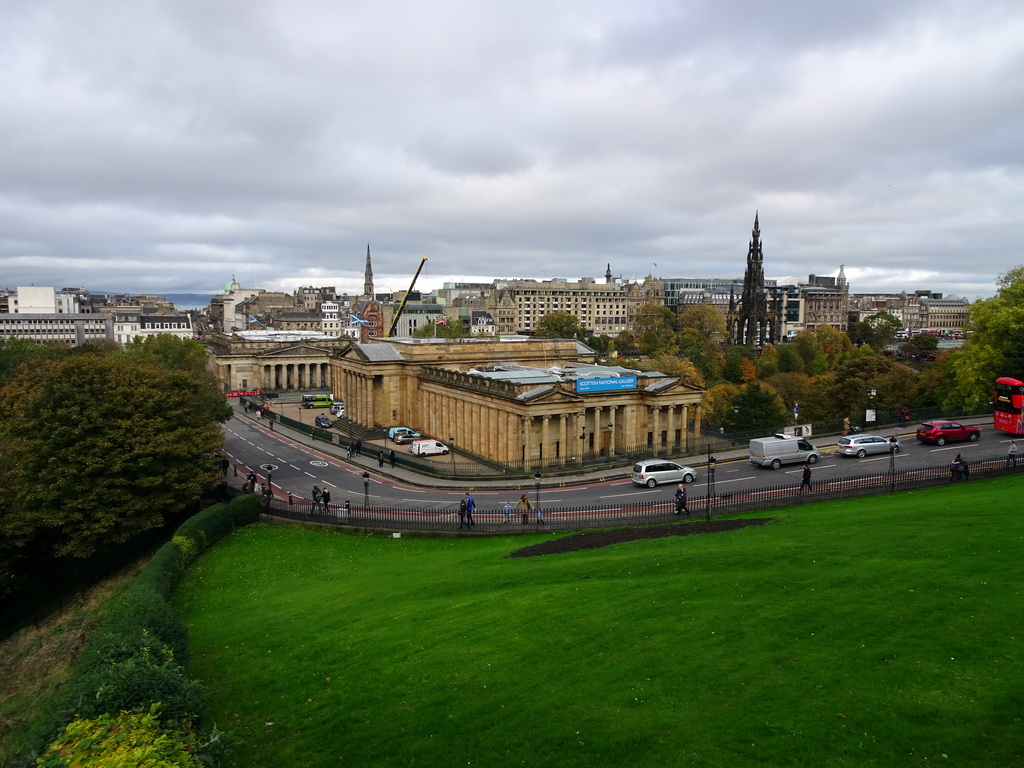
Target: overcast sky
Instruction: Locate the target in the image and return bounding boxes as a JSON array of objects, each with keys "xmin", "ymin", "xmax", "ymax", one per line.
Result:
[{"xmin": 2, "ymin": 1, "xmax": 1022, "ymax": 301}]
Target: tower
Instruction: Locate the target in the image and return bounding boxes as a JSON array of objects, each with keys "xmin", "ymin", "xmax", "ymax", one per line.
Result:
[
  {"xmin": 734, "ymin": 212, "xmax": 773, "ymax": 346},
  {"xmin": 363, "ymin": 244, "xmax": 374, "ymax": 299},
  {"xmin": 605, "ymin": 263, "xmax": 613, "ymax": 284}
]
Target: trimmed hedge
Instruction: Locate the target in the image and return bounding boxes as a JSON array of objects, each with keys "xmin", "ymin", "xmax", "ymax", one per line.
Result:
[{"xmin": 26, "ymin": 493, "xmax": 261, "ymax": 764}]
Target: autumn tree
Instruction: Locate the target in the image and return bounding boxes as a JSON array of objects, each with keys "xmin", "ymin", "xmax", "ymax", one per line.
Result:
[
  {"xmin": 677, "ymin": 304, "xmax": 726, "ymax": 380},
  {"xmin": 793, "ymin": 325, "xmax": 853, "ymax": 371},
  {"xmin": 632, "ymin": 304, "xmax": 678, "ymax": 356}
]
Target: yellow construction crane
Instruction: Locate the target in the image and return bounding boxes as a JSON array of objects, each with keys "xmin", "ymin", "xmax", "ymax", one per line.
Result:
[{"xmin": 385, "ymin": 255, "xmax": 429, "ymax": 337}]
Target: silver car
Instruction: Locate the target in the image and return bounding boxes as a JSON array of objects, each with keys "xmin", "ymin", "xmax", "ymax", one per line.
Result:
[
  {"xmin": 835, "ymin": 434, "xmax": 900, "ymax": 458},
  {"xmin": 631, "ymin": 459, "xmax": 697, "ymax": 488}
]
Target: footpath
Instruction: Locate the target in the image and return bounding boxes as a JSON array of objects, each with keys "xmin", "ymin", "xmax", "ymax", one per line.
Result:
[{"xmin": 224, "ymin": 401, "xmax": 992, "ymax": 501}]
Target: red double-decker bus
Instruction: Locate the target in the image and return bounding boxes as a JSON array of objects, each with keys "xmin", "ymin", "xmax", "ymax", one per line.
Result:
[{"xmin": 994, "ymin": 377, "xmax": 1024, "ymax": 434}]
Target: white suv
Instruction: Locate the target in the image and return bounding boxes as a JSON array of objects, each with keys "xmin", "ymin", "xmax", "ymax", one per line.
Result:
[{"xmin": 631, "ymin": 460, "xmax": 697, "ymax": 488}]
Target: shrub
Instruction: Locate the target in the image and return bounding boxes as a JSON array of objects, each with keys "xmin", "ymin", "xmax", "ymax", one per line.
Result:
[
  {"xmin": 38, "ymin": 705, "xmax": 203, "ymax": 767},
  {"xmin": 229, "ymin": 493, "xmax": 261, "ymax": 526}
]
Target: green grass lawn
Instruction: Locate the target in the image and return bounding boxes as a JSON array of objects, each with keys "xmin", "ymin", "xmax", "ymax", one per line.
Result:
[{"xmin": 173, "ymin": 478, "xmax": 1024, "ymax": 767}]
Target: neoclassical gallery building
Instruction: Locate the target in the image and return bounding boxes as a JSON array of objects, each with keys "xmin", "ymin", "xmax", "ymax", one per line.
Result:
[
  {"xmin": 205, "ymin": 330, "xmax": 350, "ymax": 393},
  {"xmin": 330, "ymin": 337, "xmax": 704, "ymax": 466}
]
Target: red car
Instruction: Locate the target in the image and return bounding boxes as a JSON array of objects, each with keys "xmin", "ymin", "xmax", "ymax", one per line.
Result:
[{"xmin": 915, "ymin": 420, "xmax": 980, "ymax": 446}]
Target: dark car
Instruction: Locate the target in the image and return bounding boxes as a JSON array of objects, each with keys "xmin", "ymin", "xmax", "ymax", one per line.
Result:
[
  {"xmin": 915, "ymin": 420, "xmax": 980, "ymax": 446},
  {"xmin": 314, "ymin": 415, "xmax": 334, "ymax": 429}
]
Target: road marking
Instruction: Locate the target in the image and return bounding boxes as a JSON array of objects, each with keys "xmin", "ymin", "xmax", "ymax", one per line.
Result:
[
  {"xmin": 931, "ymin": 445, "xmax": 978, "ymax": 453},
  {"xmin": 304, "ymin": 471, "xmax": 316, "ymax": 477}
]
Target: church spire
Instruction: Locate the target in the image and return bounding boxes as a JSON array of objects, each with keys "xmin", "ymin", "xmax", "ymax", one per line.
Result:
[
  {"xmin": 363, "ymin": 244, "xmax": 374, "ymax": 298},
  {"xmin": 605, "ymin": 263, "xmax": 613, "ymax": 284}
]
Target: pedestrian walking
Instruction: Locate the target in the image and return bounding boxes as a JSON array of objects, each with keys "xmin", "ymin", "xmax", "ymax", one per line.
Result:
[
  {"xmin": 354, "ymin": 439, "xmax": 362, "ymax": 457},
  {"xmin": 378, "ymin": 449, "xmax": 385, "ymax": 468},
  {"xmin": 322, "ymin": 488, "xmax": 331, "ymax": 513},
  {"xmin": 1007, "ymin": 440, "xmax": 1018, "ymax": 468},
  {"xmin": 800, "ymin": 462, "xmax": 812, "ymax": 493},
  {"xmin": 502, "ymin": 502, "xmax": 513, "ymax": 523},
  {"xmin": 842, "ymin": 416, "xmax": 851, "ymax": 436},
  {"xmin": 516, "ymin": 494, "xmax": 533, "ymax": 525},
  {"xmin": 960, "ymin": 457, "xmax": 970, "ymax": 481},
  {"xmin": 464, "ymin": 492, "xmax": 476, "ymax": 527},
  {"xmin": 536, "ymin": 508, "xmax": 544, "ymax": 525},
  {"xmin": 674, "ymin": 483, "xmax": 688, "ymax": 515},
  {"xmin": 312, "ymin": 485, "xmax": 323, "ymax": 514},
  {"xmin": 247, "ymin": 472, "xmax": 257, "ymax": 494},
  {"xmin": 389, "ymin": 449, "xmax": 396, "ymax": 468},
  {"xmin": 458, "ymin": 497, "xmax": 468, "ymax": 529}
]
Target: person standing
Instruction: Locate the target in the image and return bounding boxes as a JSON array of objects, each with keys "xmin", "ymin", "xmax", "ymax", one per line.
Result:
[
  {"xmin": 842, "ymin": 416, "xmax": 851, "ymax": 436},
  {"xmin": 389, "ymin": 449, "xmax": 397, "ymax": 468},
  {"xmin": 464, "ymin": 492, "xmax": 476, "ymax": 527},
  {"xmin": 950, "ymin": 455, "xmax": 963, "ymax": 482},
  {"xmin": 378, "ymin": 449, "xmax": 385, "ymax": 468},
  {"xmin": 1007, "ymin": 440, "xmax": 1018, "ymax": 468},
  {"xmin": 458, "ymin": 497, "xmax": 468, "ymax": 529},
  {"xmin": 674, "ymin": 483, "xmax": 688, "ymax": 515},
  {"xmin": 516, "ymin": 494, "xmax": 533, "ymax": 525},
  {"xmin": 800, "ymin": 462, "xmax": 812, "ymax": 493},
  {"xmin": 502, "ymin": 501, "xmax": 513, "ymax": 523},
  {"xmin": 322, "ymin": 487, "xmax": 331, "ymax": 513}
]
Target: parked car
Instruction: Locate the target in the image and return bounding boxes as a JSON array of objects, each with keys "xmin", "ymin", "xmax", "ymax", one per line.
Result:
[
  {"xmin": 330, "ymin": 401, "xmax": 345, "ymax": 416},
  {"xmin": 915, "ymin": 420, "xmax": 980, "ymax": 446},
  {"xmin": 388, "ymin": 427, "xmax": 422, "ymax": 443},
  {"xmin": 630, "ymin": 459, "xmax": 697, "ymax": 488},
  {"xmin": 314, "ymin": 415, "xmax": 334, "ymax": 429},
  {"xmin": 836, "ymin": 434, "xmax": 900, "ymax": 458},
  {"xmin": 409, "ymin": 439, "xmax": 449, "ymax": 456}
]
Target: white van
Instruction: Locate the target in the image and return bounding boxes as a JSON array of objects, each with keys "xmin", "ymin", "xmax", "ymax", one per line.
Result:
[
  {"xmin": 409, "ymin": 439, "xmax": 450, "ymax": 457},
  {"xmin": 749, "ymin": 434, "xmax": 820, "ymax": 469}
]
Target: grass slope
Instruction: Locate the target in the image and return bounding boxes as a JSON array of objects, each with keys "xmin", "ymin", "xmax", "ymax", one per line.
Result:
[{"xmin": 173, "ymin": 479, "xmax": 1024, "ymax": 767}]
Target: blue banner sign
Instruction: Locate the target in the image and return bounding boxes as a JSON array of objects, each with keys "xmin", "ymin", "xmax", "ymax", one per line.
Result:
[{"xmin": 576, "ymin": 375, "xmax": 638, "ymax": 394}]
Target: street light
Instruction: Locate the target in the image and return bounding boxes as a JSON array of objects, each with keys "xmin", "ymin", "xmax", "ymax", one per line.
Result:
[
  {"xmin": 706, "ymin": 452, "xmax": 717, "ymax": 521},
  {"xmin": 362, "ymin": 471, "xmax": 370, "ymax": 507},
  {"xmin": 449, "ymin": 435, "xmax": 456, "ymax": 473},
  {"xmin": 534, "ymin": 471, "xmax": 541, "ymax": 510}
]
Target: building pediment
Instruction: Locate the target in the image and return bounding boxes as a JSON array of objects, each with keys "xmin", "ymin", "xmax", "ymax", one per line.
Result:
[{"xmin": 258, "ymin": 343, "xmax": 338, "ymax": 358}]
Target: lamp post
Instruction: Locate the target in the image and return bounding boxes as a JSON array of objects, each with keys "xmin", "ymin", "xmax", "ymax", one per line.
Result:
[
  {"xmin": 889, "ymin": 435, "xmax": 898, "ymax": 492},
  {"xmin": 449, "ymin": 435, "xmax": 456, "ymax": 473},
  {"xmin": 362, "ymin": 471, "xmax": 370, "ymax": 507},
  {"xmin": 580, "ymin": 425, "xmax": 587, "ymax": 465},
  {"xmin": 534, "ymin": 471, "xmax": 541, "ymax": 510},
  {"xmin": 705, "ymin": 451, "xmax": 717, "ymax": 521}
]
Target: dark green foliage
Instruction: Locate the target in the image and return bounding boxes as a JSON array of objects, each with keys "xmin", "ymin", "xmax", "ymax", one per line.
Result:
[
  {"xmin": 230, "ymin": 494, "xmax": 261, "ymax": 526},
  {"xmin": 731, "ymin": 381, "xmax": 789, "ymax": 431},
  {"xmin": 0, "ymin": 354, "xmax": 227, "ymax": 596},
  {"xmin": 175, "ymin": 504, "xmax": 235, "ymax": 561}
]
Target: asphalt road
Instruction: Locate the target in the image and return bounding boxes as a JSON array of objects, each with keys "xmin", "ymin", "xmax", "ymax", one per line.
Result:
[{"xmin": 222, "ymin": 411, "xmax": 1007, "ymax": 512}]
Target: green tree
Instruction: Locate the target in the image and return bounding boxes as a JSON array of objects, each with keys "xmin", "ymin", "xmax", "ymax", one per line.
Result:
[
  {"xmin": 677, "ymin": 305, "xmax": 726, "ymax": 381},
  {"xmin": 946, "ymin": 266, "xmax": 1024, "ymax": 406},
  {"xmin": 777, "ymin": 344, "xmax": 804, "ymax": 373},
  {"xmin": 0, "ymin": 338, "xmax": 71, "ymax": 388},
  {"xmin": 534, "ymin": 311, "xmax": 585, "ymax": 339},
  {"xmin": 756, "ymin": 343, "xmax": 780, "ymax": 378},
  {"xmin": 848, "ymin": 311, "xmax": 902, "ymax": 350},
  {"xmin": 899, "ymin": 332, "xmax": 939, "ymax": 358},
  {"xmin": 731, "ymin": 382, "xmax": 789, "ymax": 432},
  {"xmin": 0, "ymin": 355, "xmax": 228, "ymax": 593}
]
